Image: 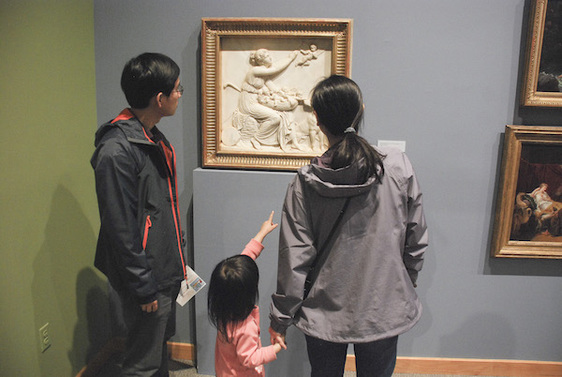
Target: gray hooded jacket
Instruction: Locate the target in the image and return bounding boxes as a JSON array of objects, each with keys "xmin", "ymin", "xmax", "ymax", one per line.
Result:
[{"xmin": 270, "ymin": 146, "xmax": 427, "ymax": 343}]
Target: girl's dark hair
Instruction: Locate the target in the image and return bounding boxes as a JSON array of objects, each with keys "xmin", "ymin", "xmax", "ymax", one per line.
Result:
[
  {"xmin": 311, "ymin": 75, "xmax": 385, "ymax": 183},
  {"xmin": 207, "ymin": 255, "xmax": 259, "ymax": 342},
  {"xmin": 120, "ymin": 52, "xmax": 180, "ymax": 109}
]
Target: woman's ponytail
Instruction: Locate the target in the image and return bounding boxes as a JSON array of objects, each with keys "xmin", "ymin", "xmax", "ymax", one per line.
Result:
[{"xmin": 311, "ymin": 75, "xmax": 385, "ymax": 183}]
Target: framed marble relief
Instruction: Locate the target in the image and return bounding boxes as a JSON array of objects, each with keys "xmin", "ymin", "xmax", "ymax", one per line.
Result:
[
  {"xmin": 491, "ymin": 125, "xmax": 562, "ymax": 258},
  {"xmin": 201, "ymin": 18, "xmax": 353, "ymax": 170},
  {"xmin": 521, "ymin": 0, "xmax": 562, "ymax": 107}
]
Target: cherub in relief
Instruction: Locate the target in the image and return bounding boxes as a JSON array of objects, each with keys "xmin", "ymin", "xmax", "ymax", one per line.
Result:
[{"xmin": 296, "ymin": 44, "xmax": 321, "ymax": 67}]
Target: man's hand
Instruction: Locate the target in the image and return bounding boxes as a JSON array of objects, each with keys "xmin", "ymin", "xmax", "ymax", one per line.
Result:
[{"xmin": 140, "ymin": 300, "xmax": 158, "ymax": 312}]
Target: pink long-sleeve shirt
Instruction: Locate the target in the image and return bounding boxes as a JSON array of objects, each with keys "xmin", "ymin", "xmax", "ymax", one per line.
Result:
[{"xmin": 214, "ymin": 239, "xmax": 277, "ymax": 377}]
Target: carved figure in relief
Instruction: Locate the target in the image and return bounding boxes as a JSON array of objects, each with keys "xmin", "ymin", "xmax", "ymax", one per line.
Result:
[
  {"xmin": 236, "ymin": 49, "xmax": 299, "ymax": 150},
  {"xmin": 296, "ymin": 44, "xmax": 321, "ymax": 67},
  {"xmin": 223, "ymin": 47, "xmax": 328, "ymax": 153}
]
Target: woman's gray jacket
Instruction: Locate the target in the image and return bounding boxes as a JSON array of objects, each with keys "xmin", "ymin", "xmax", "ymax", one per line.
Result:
[{"xmin": 270, "ymin": 146, "xmax": 428, "ymax": 343}]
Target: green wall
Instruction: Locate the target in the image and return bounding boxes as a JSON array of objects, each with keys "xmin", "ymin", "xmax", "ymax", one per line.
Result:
[{"xmin": 0, "ymin": 1, "xmax": 105, "ymax": 376}]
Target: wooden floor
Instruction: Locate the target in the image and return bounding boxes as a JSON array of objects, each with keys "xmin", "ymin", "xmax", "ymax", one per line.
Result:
[{"xmin": 79, "ymin": 340, "xmax": 562, "ymax": 377}]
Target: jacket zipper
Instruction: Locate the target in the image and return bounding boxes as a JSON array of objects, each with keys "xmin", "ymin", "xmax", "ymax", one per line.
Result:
[
  {"xmin": 139, "ymin": 127, "xmax": 186, "ymax": 279},
  {"xmin": 142, "ymin": 215, "xmax": 152, "ymax": 251},
  {"xmin": 162, "ymin": 142, "xmax": 187, "ymax": 279},
  {"xmin": 167, "ymin": 174, "xmax": 187, "ymax": 279}
]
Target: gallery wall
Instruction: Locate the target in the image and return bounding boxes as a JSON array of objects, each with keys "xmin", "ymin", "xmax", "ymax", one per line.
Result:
[
  {"xmin": 93, "ymin": 0, "xmax": 562, "ymax": 375},
  {"xmin": 1, "ymin": 1, "xmax": 100, "ymax": 376}
]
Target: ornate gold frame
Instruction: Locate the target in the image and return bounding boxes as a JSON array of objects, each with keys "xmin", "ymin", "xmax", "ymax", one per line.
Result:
[
  {"xmin": 491, "ymin": 125, "xmax": 562, "ymax": 258},
  {"xmin": 201, "ymin": 18, "xmax": 353, "ymax": 170},
  {"xmin": 521, "ymin": 0, "xmax": 562, "ymax": 107}
]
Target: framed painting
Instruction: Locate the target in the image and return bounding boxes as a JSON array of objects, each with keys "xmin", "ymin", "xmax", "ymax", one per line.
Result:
[
  {"xmin": 201, "ymin": 18, "xmax": 353, "ymax": 170},
  {"xmin": 491, "ymin": 125, "xmax": 562, "ymax": 258},
  {"xmin": 521, "ymin": 0, "xmax": 562, "ymax": 107}
]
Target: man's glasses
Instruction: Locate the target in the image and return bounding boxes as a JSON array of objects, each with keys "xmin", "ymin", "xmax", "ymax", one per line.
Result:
[{"xmin": 175, "ymin": 84, "xmax": 184, "ymax": 95}]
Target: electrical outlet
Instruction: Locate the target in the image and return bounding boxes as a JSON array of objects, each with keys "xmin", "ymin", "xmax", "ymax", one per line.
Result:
[{"xmin": 39, "ymin": 323, "xmax": 51, "ymax": 353}]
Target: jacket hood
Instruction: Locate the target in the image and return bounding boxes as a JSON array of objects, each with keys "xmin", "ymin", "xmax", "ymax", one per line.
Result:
[
  {"xmin": 299, "ymin": 149, "xmax": 381, "ymax": 198},
  {"xmin": 94, "ymin": 109, "xmax": 149, "ymax": 147}
]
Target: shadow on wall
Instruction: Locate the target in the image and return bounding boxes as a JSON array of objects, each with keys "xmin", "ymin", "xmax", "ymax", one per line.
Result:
[
  {"xmin": 72, "ymin": 269, "xmax": 112, "ymax": 370},
  {"xmin": 486, "ymin": 256, "xmax": 562, "ymax": 277},
  {"xmin": 32, "ymin": 185, "xmax": 110, "ymax": 376}
]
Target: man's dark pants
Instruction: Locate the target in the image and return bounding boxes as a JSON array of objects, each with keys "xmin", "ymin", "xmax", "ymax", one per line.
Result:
[{"xmin": 118, "ymin": 284, "xmax": 181, "ymax": 377}]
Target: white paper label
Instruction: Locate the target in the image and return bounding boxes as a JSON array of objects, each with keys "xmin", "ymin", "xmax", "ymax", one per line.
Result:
[
  {"xmin": 377, "ymin": 140, "xmax": 406, "ymax": 152},
  {"xmin": 176, "ymin": 266, "xmax": 206, "ymax": 306}
]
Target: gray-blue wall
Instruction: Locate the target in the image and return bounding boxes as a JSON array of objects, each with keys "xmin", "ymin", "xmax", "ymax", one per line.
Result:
[{"xmin": 94, "ymin": 1, "xmax": 562, "ymax": 375}]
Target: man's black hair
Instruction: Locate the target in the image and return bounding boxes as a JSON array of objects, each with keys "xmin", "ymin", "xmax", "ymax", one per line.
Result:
[{"xmin": 120, "ymin": 52, "xmax": 180, "ymax": 109}]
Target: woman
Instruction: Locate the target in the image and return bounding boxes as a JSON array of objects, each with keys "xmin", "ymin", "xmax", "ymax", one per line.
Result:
[
  {"xmin": 269, "ymin": 75, "xmax": 428, "ymax": 377},
  {"xmin": 237, "ymin": 49, "xmax": 298, "ymax": 148}
]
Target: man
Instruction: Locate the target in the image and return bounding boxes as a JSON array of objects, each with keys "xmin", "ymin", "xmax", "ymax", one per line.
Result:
[{"xmin": 91, "ymin": 53, "xmax": 186, "ymax": 376}]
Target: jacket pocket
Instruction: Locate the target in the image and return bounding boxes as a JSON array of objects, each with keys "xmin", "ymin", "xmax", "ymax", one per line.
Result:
[{"xmin": 142, "ymin": 215, "xmax": 152, "ymax": 251}]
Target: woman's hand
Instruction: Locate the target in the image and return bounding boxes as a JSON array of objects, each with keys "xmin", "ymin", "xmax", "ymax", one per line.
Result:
[{"xmin": 269, "ymin": 327, "xmax": 286, "ymax": 350}]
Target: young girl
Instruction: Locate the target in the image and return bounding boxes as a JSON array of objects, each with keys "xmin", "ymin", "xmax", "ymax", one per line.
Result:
[{"xmin": 208, "ymin": 211, "xmax": 286, "ymax": 377}]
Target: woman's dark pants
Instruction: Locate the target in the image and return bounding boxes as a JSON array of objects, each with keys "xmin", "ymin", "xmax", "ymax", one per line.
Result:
[{"xmin": 305, "ymin": 335, "xmax": 398, "ymax": 377}]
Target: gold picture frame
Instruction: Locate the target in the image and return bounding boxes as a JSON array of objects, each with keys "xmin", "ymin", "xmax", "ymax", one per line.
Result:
[
  {"xmin": 491, "ymin": 125, "xmax": 562, "ymax": 258},
  {"xmin": 201, "ymin": 18, "xmax": 353, "ymax": 170},
  {"xmin": 521, "ymin": 0, "xmax": 562, "ymax": 107}
]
